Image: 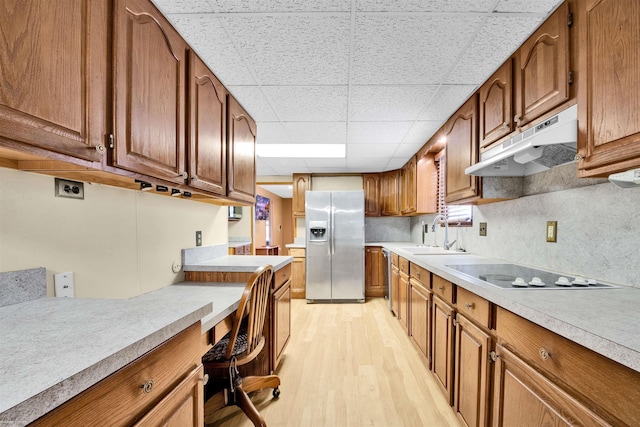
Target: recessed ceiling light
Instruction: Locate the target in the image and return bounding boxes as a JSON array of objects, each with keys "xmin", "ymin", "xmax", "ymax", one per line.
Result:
[{"xmin": 257, "ymin": 144, "xmax": 345, "ymax": 158}]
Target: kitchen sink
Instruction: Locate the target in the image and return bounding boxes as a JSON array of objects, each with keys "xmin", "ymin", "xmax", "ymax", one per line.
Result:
[{"xmin": 400, "ymin": 246, "xmax": 470, "ymax": 255}]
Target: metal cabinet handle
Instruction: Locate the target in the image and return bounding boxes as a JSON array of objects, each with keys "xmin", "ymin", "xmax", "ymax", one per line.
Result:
[
  {"xmin": 200, "ymin": 373, "xmax": 209, "ymax": 386},
  {"xmin": 416, "ymin": 271, "xmax": 421, "ymax": 278},
  {"xmin": 177, "ymin": 171, "xmax": 188, "ymax": 179},
  {"xmin": 140, "ymin": 379, "xmax": 155, "ymax": 394},
  {"xmin": 465, "ymin": 303, "xmax": 475, "ymax": 310},
  {"xmin": 539, "ymin": 348, "xmax": 550, "ymax": 361},
  {"xmin": 437, "ymin": 286, "xmax": 444, "ymax": 291}
]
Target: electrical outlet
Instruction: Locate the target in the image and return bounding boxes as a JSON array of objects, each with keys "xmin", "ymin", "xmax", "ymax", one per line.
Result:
[
  {"xmin": 172, "ymin": 261, "xmax": 182, "ymax": 273},
  {"xmin": 54, "ymin": 272, "xmax": 74, "ymax": 297},
  {"xmin": 196, "ymin": 231, "xmax": 202, "ymax": 246},
  {"xmin": 479, "ymin": 222, "xmax": 487, "ymax": 236},
  {"xmin": 546, "ymin": 221, "xmax": 557, "ymax": 242},
  {"xmin": 55, "ymin": 178, "xmax": 84, "ymax": 200}
]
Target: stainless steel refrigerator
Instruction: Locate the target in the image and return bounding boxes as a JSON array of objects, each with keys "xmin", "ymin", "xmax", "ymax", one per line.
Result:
[{"xmin": 305, "ymin": 190, "xmax": 365, "ymax": 303}]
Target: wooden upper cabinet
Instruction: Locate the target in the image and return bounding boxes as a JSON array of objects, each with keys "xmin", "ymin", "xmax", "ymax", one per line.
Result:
[
  {"xmin": 363, "ymin": 174, "xmax": 381, "ymax": 217},
  {"xmin": 227, "ymin": 95, "xmax": 256, "ymax": 203},
  {"xmin": 514, "ymin": 1, "xmax": 571, "ymax": 129},
  {"xmin": 401, "ymin": 156, "xmax": 417, "ymax": 215},
  {"xmin": 479, "ymin": 59, "xmax": 513, "ymax": 150},
  {"xmin": 0, "ymin": 0, "xmax": 108, "ymax": 163},
  {"xmin": 415, "ymin": 148, "xmax": 438, "ymax": 215},
  {"xmin": 577, "ymin": 0, "xmax": 640, "ymax": 177},
  {"xmin": 444, "ymin": 94, "xmax": 480, "ymax": 204},
  {"xmin": 380, "ymin": 170, "xmax": 400, "ymax": 216},
  {"xmin": 292, "ymin": 173, "xmax": 311, "ymax": 217},
  {"xmin": 112, "ymin": 0, "xmax": 188, "ymax": 184},
  {"xmin": 187, "ymin": 51, "xmax": 227, "ymax": 196}
]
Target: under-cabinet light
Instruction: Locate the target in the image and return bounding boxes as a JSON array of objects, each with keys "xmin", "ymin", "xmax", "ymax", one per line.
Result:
[
  {"xmin": 256, "ymin": 144, "xmax": 345, "ymax": 158},
  {"xmin": 171, "ymin": 189, "xmax": 181, "ymax": 197},
  {"xmin": 136, "ymin": 180, "xmax": 152, "ymax": 191}
]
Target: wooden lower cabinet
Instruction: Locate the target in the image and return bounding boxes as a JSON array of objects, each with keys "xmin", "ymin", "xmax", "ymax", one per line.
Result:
[
  {"xmin": 431, "ymin": 295, "xmax": 455, "ymax": 405},
  {"xmin": 398, "ymin": 268, "xmax": 409, "ymax": 334},
  {"xmin": 365, "ymin": 246, "xmax": 384, "ymax": 297},
  {"xmin": 409, "ymin": 277, "xmax": 431, "ymax": 365},
  {"xmin": 391, "ymin": 264, "xmax": 400, "ymax": 316},
  {"xmin": 272, "ymin": 278, "xmax": 291, "ymax": 370},
  {"xmin": 453, "ymin": 314, "xmax": 491, "ymax": 427},
  {"xmin": 289, "ymin": 247, "xmax": 306, "ymax": 299},
  {"xmin": 492, "ymin": 344, "xmax": 608, "ymax": 427},
  {"xmin": 30, "ymin": 323, "xmax": 204, "ymax": 426}
]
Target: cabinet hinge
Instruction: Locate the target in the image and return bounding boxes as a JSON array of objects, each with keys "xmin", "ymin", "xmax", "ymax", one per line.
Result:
[
  {"xmin": 453, "ymin": 318, "xmax": 458, "ymax": 327},
  {"xmin": 489, "ymin": 350, "xmax": 499, "ymax": 363},
  {"xmin": 567, "ymin": 12, "xmax": 573, "ymax": 28},
  {"xmin": 107, "ymin": 133, "xmax": 114, "ymax": 149},
  {"xmin": 568, "ymin": 71, "xmax": 574, "ymax": 85}
]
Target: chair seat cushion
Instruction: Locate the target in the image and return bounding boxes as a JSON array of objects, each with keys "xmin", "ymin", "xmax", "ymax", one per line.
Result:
[{"xmin": 203, "ymin": 328, "xmax": 248, "ymax": 363}]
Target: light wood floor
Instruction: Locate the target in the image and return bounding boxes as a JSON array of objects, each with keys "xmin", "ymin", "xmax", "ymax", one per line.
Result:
[{"xmin": 206, "ymin": 298, "xmax": 461, "ymax": 427}]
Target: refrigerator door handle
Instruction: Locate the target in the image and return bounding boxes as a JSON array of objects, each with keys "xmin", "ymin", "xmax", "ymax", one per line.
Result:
[{"xmin": 330, "ymin": 204, "xmax": 335, "ymax": 255}]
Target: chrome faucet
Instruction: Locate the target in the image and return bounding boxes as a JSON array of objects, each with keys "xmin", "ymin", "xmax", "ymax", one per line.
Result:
[{"xmin": 431, "ymin": 214, "xmax": 453, "ymax": 250}]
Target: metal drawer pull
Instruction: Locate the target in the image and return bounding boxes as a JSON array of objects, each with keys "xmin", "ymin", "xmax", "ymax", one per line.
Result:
[
  {"xmin": 465, "ymin": 303, "xmax": 475, "ymax": 310},
  {"xmin": 141, "ymin": 379, "xmax": 155, "ymax": 393},
  {"xmin": 200, "ymin": 373, "xmax": 209, "ymax": 386},
  {"xmin": 539, "ymin": 348, "xmax": 550, "ymax": 361},
  {"xmin": 437, "ymin": 286, "xmax": 444, "ymax": 291}
]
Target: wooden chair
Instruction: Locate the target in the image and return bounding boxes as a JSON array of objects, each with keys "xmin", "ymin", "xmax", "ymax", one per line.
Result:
[{"xmin": 203, "ymin": 265, "xmax": 281, "ymax": 427}]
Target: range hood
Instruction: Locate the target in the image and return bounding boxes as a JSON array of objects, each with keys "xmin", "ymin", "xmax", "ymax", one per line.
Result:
[{"xmin": 466, "ymin": 104, "xmax": 578, "ymax": 177}]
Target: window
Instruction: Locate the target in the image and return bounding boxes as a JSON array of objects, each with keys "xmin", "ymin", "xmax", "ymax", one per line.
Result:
[{"xmin": 435, "ymin": 151, "xmax": 473, "ymax": 226}]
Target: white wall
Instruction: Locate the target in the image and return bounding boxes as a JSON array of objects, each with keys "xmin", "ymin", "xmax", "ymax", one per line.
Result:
[{"xmin": 0, "ymin": 168, "xmax": 226, "ymax": 298}]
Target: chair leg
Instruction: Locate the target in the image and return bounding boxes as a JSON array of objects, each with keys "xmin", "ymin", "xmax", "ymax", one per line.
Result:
[
  {"xmin": 233, "ymin": 385, "xmax": 267, "ymax": 427},
  {"xmin": 241, "ymin": 375, "xmax": 281, "ymax": 394}
]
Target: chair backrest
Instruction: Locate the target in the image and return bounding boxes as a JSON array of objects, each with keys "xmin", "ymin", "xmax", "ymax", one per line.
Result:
[{"xmin": 224, "ymin": 264, "xmax": 274, "ymax": 360}]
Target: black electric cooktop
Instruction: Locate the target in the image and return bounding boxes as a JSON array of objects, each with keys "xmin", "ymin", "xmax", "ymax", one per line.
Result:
[{"xmin": 445, "ymin": 263, "xmax": 615, "ymax": 290}]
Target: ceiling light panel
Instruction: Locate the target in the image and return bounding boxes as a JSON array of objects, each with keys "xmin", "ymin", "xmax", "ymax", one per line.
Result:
[
  {"xmin": 261, "ymin": 86, "xmax": 348, "ymax": 122},
  {"xmin": 349, "ymin": 85, "xmax": 440, "ymax": 121},
  {"xmin": 226, "ymin": 86, "xmax": 279, "ymax": 121},
  {"xmin": 446, "ymin": 16, "xmax": 545, "ymax": 84},
  {"xmin": 220, "ymin": 15, "xmax": 351, "ymax": 85},
  {"xmin": 283, "ymin": 122, "xmax": 348, "ymax": 144},
  {"xmin": 355, "ymin": 0, "xmax": 496, "ymax": 12},
  {"xmin": 417, "ymin": 85, "xmax": 477, "ymax": 121},
  {"xmin": 210, "ymin": 0, "xmax": 351, "ymax": 13},
  {"xmin": 167, "ymin": 15, "xmax": 256, "ymax": 86},
  {"xmin": 348, "ymin": 122, "xmax": 413, "ymax": 144},
  {"xmin": 352, "ymin": 15, "xmax": 484, "ymax": 85}
]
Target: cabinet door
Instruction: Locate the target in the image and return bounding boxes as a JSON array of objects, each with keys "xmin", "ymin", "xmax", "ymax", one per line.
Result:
[
  {"xmin": 188, "ymin": 51, "xmax": 227, "ymax": 195},
  {"xmin": 380, "ymin": 170, "xmax": 400, "ymax": 216},
  {"xmin": 444, "ymin": 94, "xmax": 479, "ymax": 204},
  {"xmin": 454, "ymin": 314, "xmax": 491, "ymax": 427},
  {"xmin": 409, "ymin": 279, "xmax": 431, "ymax": 364},
  {"xmin": 290, "ymin": 255, "xmax": 306, "ymax": 299},
  {"xmin": 401, "ymin": 156, "xmax": 417, "ymax": 215},
  {"xmin": 365, "ymin": 247, "xmax": 383, "ymax": 297},
  {"xmin": 292, "ymin": 173, "xmax": 311, "ymax": 217},
  {"xmin": 578, "ymin": 0, "xmax": 640, "ymax": 177},
  {"xmin": 415, "ymin": 151, "xmax": 438, "ymax": 214},
  {"xmin": 0, "ymin": 0, "xmax": 107, "ymax": 162},
  {"xmin": 492, "ymin": 344, "xmax": 609, "ymax": 427},
  {"xmin": 133, "ymin": 365, "xmax": 204, "ymax": 427},
  {"xmin": 391, "ymin": 265, "xmax": 400, "ymax": 316},
  {"xmin": 398, "ymin": 271, "xmax": 409, "ymax": 334},
  {"xmin": 363, "ymin": 174, "xmax": 381, "ymax": 217},
  {"xmin": 112, "ymin": 0, "xmax": 187, "ymax": 184},
  {"xmin": 479, "ymin": 60, "xmax": 513, "ymax": 150},
  {"xmin": 514, "ymin": 2, "xmax": 570, "ymax": 128},
  {"xmin": 227, "ymin": 95, "xmax": 256, "ymax": 203},
  {"xmin": 432, "ymin": 295, "xmax": 455, "ymax": 404},
  {"xmin": 273, "ymin": 279, "xmax": 291, "ymax": 370}
]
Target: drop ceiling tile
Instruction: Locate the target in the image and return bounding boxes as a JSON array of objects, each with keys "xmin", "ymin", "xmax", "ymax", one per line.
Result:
[
  {"xmin": 346, "ymin": 157, "xmax": 390, "ymax": 171},
  {"xmin": 226, "ymin": 86, "xmax": 279, "ymax": 122},
  {"xmin": 258, "ymin": 158, "xmax": 310, "ymax": 174},
  {"xmin": 305, "ymin": 158, "xmax": 347, "ymax": 168},
  {"xmin": 352, "ymin": 15, "xmax": 484, "ymax": 84},
  {"xmin": 417, "ymin": 85, "xmax": 477, "ymax": 121},
  {"xmin": 210, "ymin": 0, "xmax": 351, "ymax": 12},
  {"xmin": 401, "ymin": 121, "xmax": 442, "ymax": 145},
  {"xmin": 495, "ymin": 0, "xmax": 562, "ymax": 13},
  {"xmin": 261, "ymin": 86, "xmax": 348, "ymax": 121},
  {"xmin": 152, "ymin": 0, "xmax": 214, "ymax": 13},
  {"xmin": 445, "ymin": 16, "xmax": 545, "ymax": 84},
  {"xmin": 255, "ymin": 123, "xmax": 292, "ymax": 144},
  {"xmin": 348, "ymin": 122, "xmax": 413, "ymax": 144},
  {"xmin": 385, "ymin": 157, "xmax": 410, "ymax": 170},
  {"xmin": 283, "ymin": 122, "xmax": 347, "ymax": 144},
  {"xmin": 347, "ymin": 143, "xmax": 398, "ymax": 158},
  {"xmin": 167, "ymin": 15, "xmax": 256, "ymax": 85},
  {"xmin": 393, "ymin": 142, "xmax": 423, "ymax": 157},
  {"xmin": 349, "ymin": 85, "xmax": 439, "ymax": 121},
  {"xmin": 256, "ymin": 160, "xmax": 277, "ymax": 176},
  {"xmin": 220, "ymin": 15, "xmax": 351, "ymax": 85},
  {"xmin": 356, "ymin": 0, "xmax": 496, "ymax": 12}
]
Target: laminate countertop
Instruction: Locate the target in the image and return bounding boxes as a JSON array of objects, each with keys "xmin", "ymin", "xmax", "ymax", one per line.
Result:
[
  {"xmin": 0, "ymin": 282, "xmax": 245, "ymax": 426},
  {"xmin": 183, "ymin": 255, "xmax": 293, "ymax": 272},
  {"xmin": 378, "ymin": 242, "xmax": 640, "ymax": 373}
]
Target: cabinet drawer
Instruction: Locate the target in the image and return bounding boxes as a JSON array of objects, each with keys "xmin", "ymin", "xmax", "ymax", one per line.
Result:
[
  {"xmin": 399, "ymin": 257, "xmax": 409, "ymax": 275},
  {"xmin": 432, "ymin": 275, "xmax": 454, "ymax": 304},
  {"xmin": 409, "ymin": 262, "xmax": 430, "ymax": 286},
  {"xmin": 391, "ymin": 252, "xmax": 399, "ymax": 266},
  {"xmin": 31, "ymin": 323, "xmax": 202, "ymax": 426},
  {"xmin": 274, "ymin": 264, "xmax": 291, "ymax": 290},
  {"xmin": 288, "ymin": 248, "xmax": 305, "ymax": 257},
  {"xmin": 496, "ymin": 307, "xmax": 640, "ymax": 426},
  {"xmin": 456, "ymin": 287, "xmax": 491, "ymax": 329}
]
